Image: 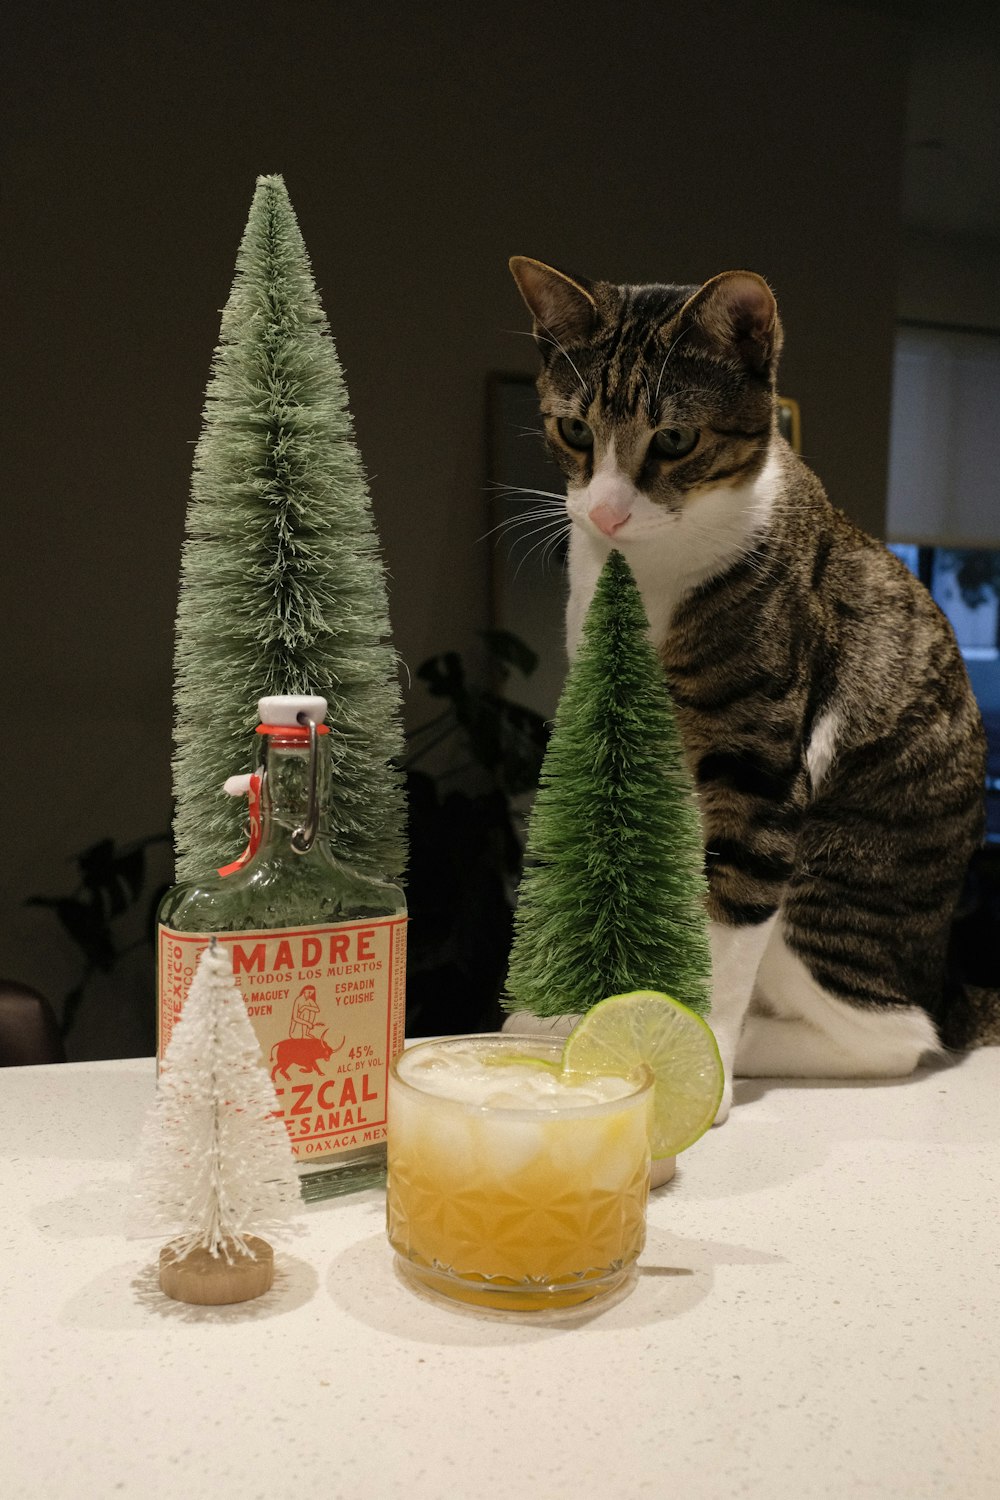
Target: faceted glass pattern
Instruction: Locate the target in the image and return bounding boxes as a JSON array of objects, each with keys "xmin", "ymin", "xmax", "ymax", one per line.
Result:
[{"xmin": 386, "ymin": 1036, "xmax": 652, "ymax": 1311}]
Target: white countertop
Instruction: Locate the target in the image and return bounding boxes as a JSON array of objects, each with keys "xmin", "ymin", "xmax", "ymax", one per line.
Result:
[{"xmin": 1, "ymin": 1051, "xmax": 998, "ymax": 1499}]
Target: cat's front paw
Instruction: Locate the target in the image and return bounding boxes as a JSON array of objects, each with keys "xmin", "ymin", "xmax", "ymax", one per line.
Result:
[{"xmin": 712, "ymin": 1077, "xmax": 733, "ymax": 1126}]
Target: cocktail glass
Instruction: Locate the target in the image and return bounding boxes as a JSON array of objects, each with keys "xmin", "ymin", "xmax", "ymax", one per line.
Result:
[{"xmin": 386, "ymin": 1034, "xmax": 653, "ymax": 1311}]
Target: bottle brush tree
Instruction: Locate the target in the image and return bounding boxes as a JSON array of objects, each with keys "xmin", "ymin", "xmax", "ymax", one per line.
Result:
[
  {"xmin": 504, "ymin": 549, "xmax": 712, "ymax": 1019},
  {"xmin": 173, "ymin": 174, "xmax": 405, "ymax": 883},
  {"xmin": 131, "ymin": 940, "xmax": 300, "ymax": 1270}
]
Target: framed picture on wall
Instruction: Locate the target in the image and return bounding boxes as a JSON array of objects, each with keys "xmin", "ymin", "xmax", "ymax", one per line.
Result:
[{"xmin": 777, "ymin": 396, "xmax": 801, "ymax": 453}]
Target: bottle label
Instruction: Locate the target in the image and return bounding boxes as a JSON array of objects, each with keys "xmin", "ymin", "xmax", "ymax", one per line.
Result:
[{"xmin": 158, "ymin": 916, "xmax": 407, "ymax": 1168}]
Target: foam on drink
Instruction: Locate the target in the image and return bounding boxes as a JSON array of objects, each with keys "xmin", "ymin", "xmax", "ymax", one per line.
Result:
[
  {"xmin": 387, "ymin": 1034, "xmax": 653, "ymax": 1311},
  {"xmin": 396, "ymin": 1039, "xmax": 637, "ymax": 1109}
]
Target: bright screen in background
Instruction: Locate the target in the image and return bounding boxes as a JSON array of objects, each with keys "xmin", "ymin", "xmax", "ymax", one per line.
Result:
[{"xmin": 888, "ymin": 551, "xmax": 1000, "ymax": 842}]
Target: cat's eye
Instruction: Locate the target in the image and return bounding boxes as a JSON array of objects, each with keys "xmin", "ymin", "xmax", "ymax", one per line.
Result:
[
  {"xmin": 557, "ymin": 417, "xmax": 595, "ymax": 451},
  {"xmin": 651, "ymin": 426, "xmax": 699, "ymax": 459}
]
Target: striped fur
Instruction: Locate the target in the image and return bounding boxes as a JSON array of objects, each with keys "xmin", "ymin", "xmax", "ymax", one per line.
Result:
[{"xmin": 510, "ymin": 257, "xmax": 991, "ymax": 1104}]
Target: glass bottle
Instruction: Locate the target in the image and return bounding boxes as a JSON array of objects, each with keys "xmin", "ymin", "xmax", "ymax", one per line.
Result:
[{"xmin": 157, "ymin": 694, "xmax": 407, "ymax": 1201}]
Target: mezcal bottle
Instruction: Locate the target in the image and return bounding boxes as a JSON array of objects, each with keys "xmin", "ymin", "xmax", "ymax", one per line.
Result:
[{"xmin": 157, "ymin": 695, "xmax": 407, "ymax": 1200}]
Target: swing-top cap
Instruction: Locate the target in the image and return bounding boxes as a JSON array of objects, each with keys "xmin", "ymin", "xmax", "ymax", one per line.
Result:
[
  {"xmin": 256, "ymin": 695, "xmax": 330, "ymax": 739},
  {"xmin": 257, "ymin": 694, "xmax": 328, "ymax": 727}
]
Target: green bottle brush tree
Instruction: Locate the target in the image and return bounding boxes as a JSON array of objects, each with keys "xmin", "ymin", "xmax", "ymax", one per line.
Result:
[
  {"xmin": 173, "ymin": 174, "xmax": 405, "ymax": 885},
  {"xmin": 504, "ymin": 549, "xmax": 712, "ymax": 1021}
]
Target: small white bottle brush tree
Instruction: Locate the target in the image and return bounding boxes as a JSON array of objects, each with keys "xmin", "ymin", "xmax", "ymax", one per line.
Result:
[{"xmin": 132, "ymin": 940, "xmax": 300, "ymax": 1304}]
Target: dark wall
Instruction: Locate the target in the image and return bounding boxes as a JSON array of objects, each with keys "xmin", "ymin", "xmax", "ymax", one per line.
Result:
[{"xmin": 2, "ymin": 1, "xmax": 909, "ymax": 1052}]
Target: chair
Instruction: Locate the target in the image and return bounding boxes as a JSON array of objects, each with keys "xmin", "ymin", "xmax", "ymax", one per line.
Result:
[{"xmin": 0, "ymin": 981, "xmax": 66, "ymax": 1066}]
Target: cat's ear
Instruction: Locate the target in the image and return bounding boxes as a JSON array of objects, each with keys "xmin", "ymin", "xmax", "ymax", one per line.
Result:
[
  {"xmin": 509, "ymin": 257, "xmax": 597, "ymax": 346},
  {"xmin": 677, "ymin": 271, "xmax": 781, "ymax": 374}
]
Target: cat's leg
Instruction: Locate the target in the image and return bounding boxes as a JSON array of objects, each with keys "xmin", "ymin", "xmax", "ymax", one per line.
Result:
[
  {"xmin": 737, "ymin": 922, "xmax": 940, "ymax": 1077},
  {"xmin": 738, "ymin": 723, "xmax": 981, "ymax": 1078},
  {"xmin": 708, "ymin": 913, "xmax": 779, "ymax": 1122}
]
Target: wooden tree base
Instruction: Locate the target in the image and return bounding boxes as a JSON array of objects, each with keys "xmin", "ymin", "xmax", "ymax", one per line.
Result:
[{"xmin": 159, "ymin": 1236, "xmax": 274, "ymax": 1305}]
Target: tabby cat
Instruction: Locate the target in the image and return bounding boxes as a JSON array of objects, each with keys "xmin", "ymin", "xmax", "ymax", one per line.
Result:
[{"xmin": 509, "ymin": 255, "xmax": 991, "ymax": 1119}]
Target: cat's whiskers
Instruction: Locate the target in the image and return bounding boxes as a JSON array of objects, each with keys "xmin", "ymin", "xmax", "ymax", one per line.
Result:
[
  {"xmin": 541, "ymin": 524, "xmax": 570, "ymax": 571},
  {"xmin": 485, "ymin": 482, "xmax": 566, "ymax": 503},
  {"xmin": 501, "ymin": 508, "xmax": 569, "ymax": 542},
  {"xmin": 653, "ymin": 325, "xmax": 692, "ymax": 409},
  {"xmin": 505, "ymin": 326, "xmax": 591, "ymax": 402},
  {"xmin": 511, "ymin": 517, "xmax": 571, "ymax": 580},
  {"xmin": 476, "ymin": 509, "xmax": 559, "ymax": 546},
  {"xmin": 478, "ymin": 482, "xmax": 569, "ymax": 553}
]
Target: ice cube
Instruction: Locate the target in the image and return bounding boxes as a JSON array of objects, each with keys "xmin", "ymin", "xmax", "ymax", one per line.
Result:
[{"xmin": 475, "ymin": 1113, "xmax": 545, "ymax": 1178}]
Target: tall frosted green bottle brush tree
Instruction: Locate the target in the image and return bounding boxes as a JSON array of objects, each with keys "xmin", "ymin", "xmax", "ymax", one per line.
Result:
[
  {"xmin": 505, "ymin": 549, "xmax": 711, "ymax": 1019},
  {"xmin": 173, "ymin": 175, "xmax": 405, "ymax": 882}
]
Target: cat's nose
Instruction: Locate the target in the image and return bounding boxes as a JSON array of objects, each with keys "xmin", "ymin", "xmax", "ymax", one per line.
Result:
[{"xmin": 589, "ymin": 501, "xmax": 631, "ymax": 537}]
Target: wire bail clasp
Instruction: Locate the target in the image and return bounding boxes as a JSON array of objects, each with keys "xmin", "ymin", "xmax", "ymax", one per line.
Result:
[{"xmin": 290, "ymin": 712, "xmax": 321, "ymax": 855}]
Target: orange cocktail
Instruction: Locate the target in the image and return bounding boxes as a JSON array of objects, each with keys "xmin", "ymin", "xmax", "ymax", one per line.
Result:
[{"xmin": 386, "ymin": 1035, "xmax": 652, "ymax": 1311}]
